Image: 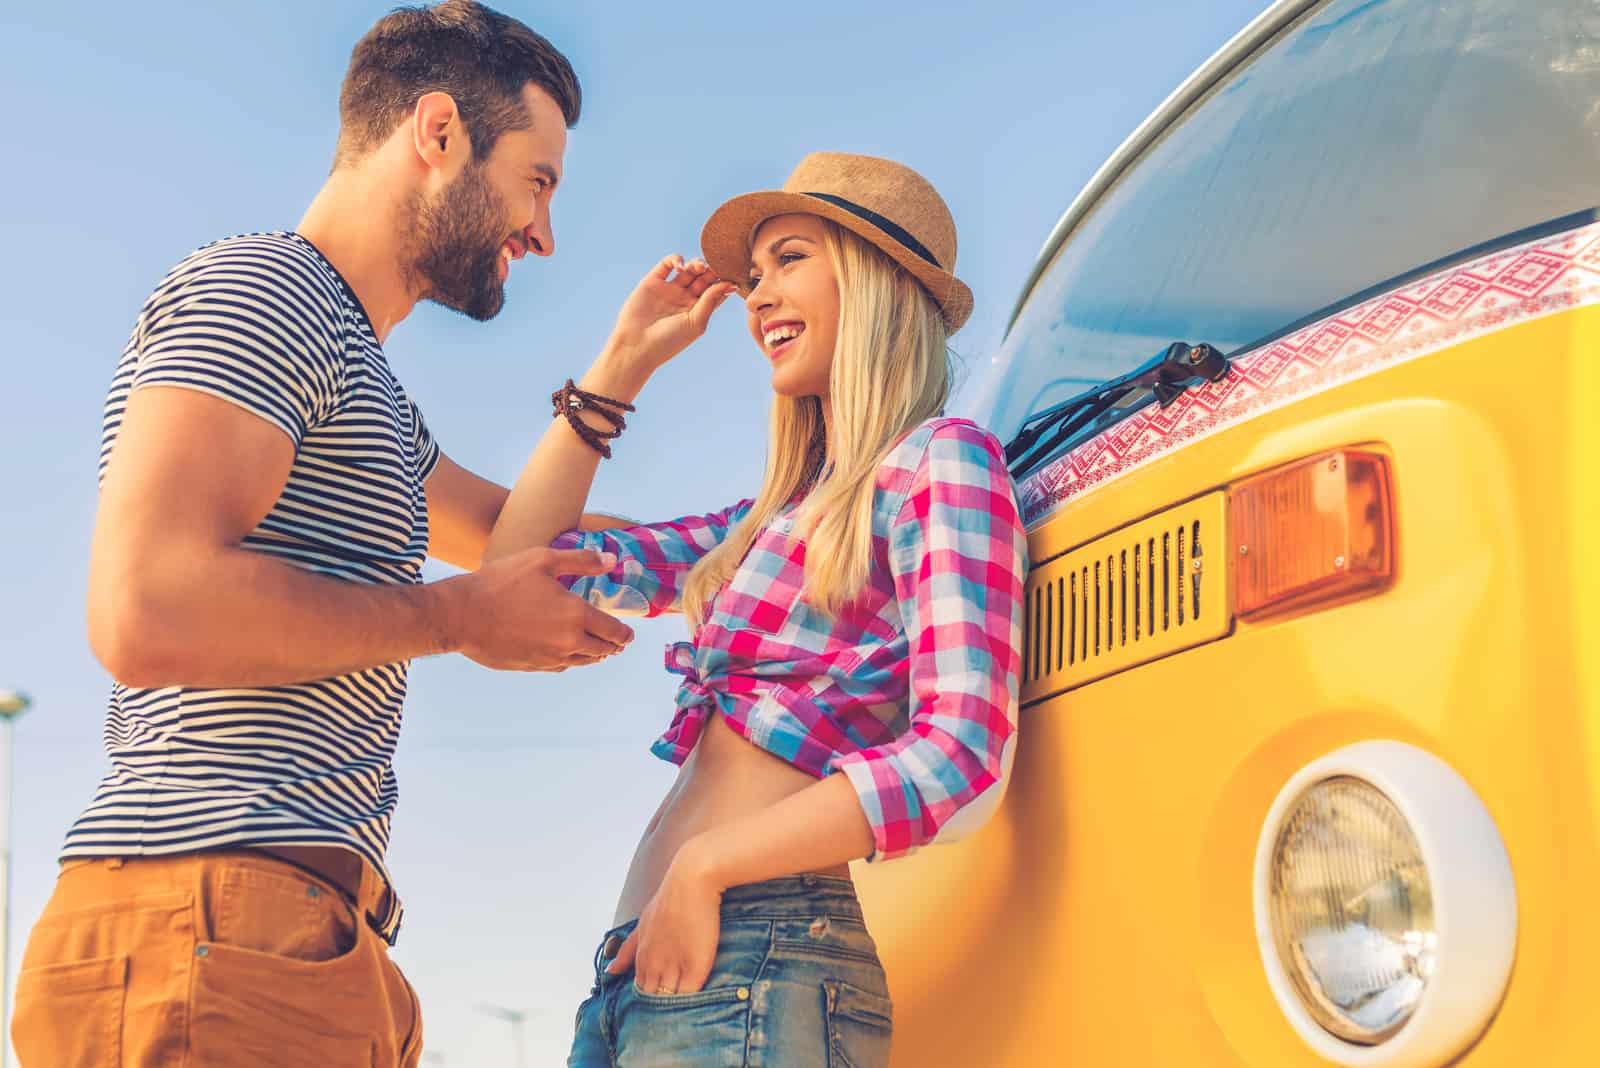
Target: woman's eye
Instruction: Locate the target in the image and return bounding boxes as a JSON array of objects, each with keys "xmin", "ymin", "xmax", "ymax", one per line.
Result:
[
  {"xmin": 779, "ymin": 251, "xmax": 805, "ymax": 265},
  {"xmin": 748, "ymin": 274, "xmax": 762, "ymax": 288}
]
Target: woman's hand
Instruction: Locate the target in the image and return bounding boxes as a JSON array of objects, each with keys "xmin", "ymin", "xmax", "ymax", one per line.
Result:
[
  {"xmin": 606, "ymin": 844, "xmax": 725, "ymax": 996},
  {"xmin": 604, "ymin": 255, "xmax": 740, "ymax": 379}
]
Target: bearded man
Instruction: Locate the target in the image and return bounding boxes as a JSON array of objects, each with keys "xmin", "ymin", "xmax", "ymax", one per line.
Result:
[{"xmin": 11, "ymin": 3, "xmax": 648, "ymax": 1064}]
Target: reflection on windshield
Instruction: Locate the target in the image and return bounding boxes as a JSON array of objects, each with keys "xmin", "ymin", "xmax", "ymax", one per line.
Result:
[{"xmin": 972, "ymin": 0, "xmax": 1600, "ymax": 442}]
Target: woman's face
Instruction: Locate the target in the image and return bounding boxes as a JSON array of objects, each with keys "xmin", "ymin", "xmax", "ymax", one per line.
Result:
[{"xmin": 745, "ymin": 213, "xmax": 841, "ymax": 401}]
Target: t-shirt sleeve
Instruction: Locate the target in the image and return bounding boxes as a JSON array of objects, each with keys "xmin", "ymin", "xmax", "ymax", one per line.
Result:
[
  {"xmin": 409, "ymin": 397, "xmax": 441, "ymax": 480},
  {"xmin": 131, "ymin": 246, "xmax": 345, "ymax": 447}
]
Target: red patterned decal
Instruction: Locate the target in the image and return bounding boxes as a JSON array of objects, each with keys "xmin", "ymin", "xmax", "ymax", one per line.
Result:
[{"xmin": 1018, "ymin": 220, "xmax": 1600, "ymax": 526}]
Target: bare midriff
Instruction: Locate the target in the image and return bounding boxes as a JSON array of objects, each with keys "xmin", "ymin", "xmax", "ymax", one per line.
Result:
[{"xmin": 613, "ymin": 709, "xmax": 851, "ymax": 925}]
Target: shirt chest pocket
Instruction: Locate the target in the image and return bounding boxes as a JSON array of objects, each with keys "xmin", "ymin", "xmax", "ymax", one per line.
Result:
[{"xmin": 719, "ymin": 522, "xmax": 811, "ymax": 637}]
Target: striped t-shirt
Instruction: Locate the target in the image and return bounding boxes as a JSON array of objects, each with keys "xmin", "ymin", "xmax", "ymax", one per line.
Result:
[{"xmin": 64, "ymin": 232, "xmax": 440, "ymax": 941}]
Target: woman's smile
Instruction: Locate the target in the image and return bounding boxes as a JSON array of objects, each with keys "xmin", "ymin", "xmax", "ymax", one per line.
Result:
[{"xmin": 762, "ymin": 319, "xmax": 806, "ymax": 360}]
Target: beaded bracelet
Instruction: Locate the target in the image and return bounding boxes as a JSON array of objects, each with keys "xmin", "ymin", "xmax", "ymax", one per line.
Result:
[{"xmin": 550, "ymin": 379, "xmax": 637, "ymax": 459}]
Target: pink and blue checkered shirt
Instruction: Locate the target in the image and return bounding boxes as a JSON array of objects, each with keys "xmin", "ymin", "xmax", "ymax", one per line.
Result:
[{"xmin": 555, "ymin": 418, "xmax": 1027, "ymax": 860}]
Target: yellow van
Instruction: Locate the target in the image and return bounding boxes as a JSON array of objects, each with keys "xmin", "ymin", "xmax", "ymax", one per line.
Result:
[{"xmin": 853, "ymin": 0, "xmax": 1600, "ymax": 1064}]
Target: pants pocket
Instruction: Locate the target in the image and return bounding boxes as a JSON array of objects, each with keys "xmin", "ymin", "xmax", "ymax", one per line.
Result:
[
  {"xmin": 206, "ymin": 862, "xmax": 360, "ymax": 963},
  {"xmin": 11, "ymin": 955, "xmax": 127, "ymax": 1068},
  {"xmin": 823, "ymin": 979, "xmax": 893, "ymax": 1068}
]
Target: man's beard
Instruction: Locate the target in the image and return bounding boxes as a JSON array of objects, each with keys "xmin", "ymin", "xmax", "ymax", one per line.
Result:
[{"xmin": 404, "ymin": 161, "xmax": 511, "ymax": 322}]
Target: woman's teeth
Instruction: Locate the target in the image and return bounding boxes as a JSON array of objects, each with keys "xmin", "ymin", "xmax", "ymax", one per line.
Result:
[{"xmin": 764, "ymin": 324, "xmax": 804, "ymax": 349}]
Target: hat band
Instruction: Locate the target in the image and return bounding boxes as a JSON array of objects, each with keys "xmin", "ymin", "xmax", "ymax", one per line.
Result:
[{"xmin": 799, "ymin": 192, "xmax": 944, "ymax": 270}]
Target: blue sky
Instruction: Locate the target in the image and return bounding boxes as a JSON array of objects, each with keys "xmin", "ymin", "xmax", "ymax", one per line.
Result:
[{"xmin": 1, "ymin": 1, "xmax": 1266, "ymax": 1063}]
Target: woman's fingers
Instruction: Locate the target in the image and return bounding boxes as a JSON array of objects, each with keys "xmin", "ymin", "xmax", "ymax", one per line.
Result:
[
  {"xmin": 671, "ymin": 258, "xmax": 710, "ymax": 292},
  {"xmin": 689, "ymin": 282, "xmax": 740, "ymax": 333},
  {"xmin": 649, "ymin": 965, "xmax": 682, "ymax": 996},
  {"xmin": 605, "ymin": 930, "xmax": 638, "ymax": 975},
  {"xmin": 646, "ymin": 253, "xmax": 683, "ymax": 283}
]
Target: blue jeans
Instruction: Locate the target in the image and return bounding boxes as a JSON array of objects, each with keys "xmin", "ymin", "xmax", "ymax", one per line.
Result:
[{"xmin": 568, "ymin": 875, "xmax": 892, "ymax": 1068}]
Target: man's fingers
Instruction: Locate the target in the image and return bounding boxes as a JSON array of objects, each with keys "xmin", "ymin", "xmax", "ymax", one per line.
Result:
[
  {"xmin": 541, "ymin": 548, "xmax": 618, "ymax": 576},
  {"xmin": 582, "ymin": 603, "xmax": 635, "ymax": 647},
  {"xmin": 606, "ymin": 931, "xmax": 638, "ymax": 975},
  {"xmin": 564, "ymin": 631, "xmax": 621, "ymax": 664}
]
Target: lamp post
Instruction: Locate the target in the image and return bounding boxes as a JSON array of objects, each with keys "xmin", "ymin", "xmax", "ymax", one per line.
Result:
[
  {"xmin": 0, "ymin": 689, "xmax": 30, "ymax": 1068},
  {"xmin": 474, "ymin": 1002, "xmax": 531, "ymax": 1068}
]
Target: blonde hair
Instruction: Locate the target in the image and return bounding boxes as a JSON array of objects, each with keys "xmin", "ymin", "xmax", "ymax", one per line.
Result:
[{"xmin": 683, "ymin": 220, "xmax": 951, "ymax": 624}]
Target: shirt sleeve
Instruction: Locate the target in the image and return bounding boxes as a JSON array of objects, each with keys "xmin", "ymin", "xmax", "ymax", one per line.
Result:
[
  {"xmin": 131, "ymin": 245, "xmax": 346, "ymax": 447},
  {"xmin": 550, "ymin": 499, "xmax": 756, "ymax": 616},
  {"xmin": 409, "ymin": 397, "xmax": 441, "ymax": 480},
  {"xmin": 830, "ymin": 421, "xmax": 1029, "ymax": 861}
]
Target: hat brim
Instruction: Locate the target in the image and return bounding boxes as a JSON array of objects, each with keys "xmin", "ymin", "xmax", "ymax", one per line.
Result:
[{"xmin": 701, "ymin": 190, "xmax": 973, "ymax": 333}]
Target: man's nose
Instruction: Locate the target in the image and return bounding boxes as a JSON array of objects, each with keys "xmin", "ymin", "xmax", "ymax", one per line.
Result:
[{"xmin": 523, "ymin": 206, "xmax": 554, "ymax": 257}]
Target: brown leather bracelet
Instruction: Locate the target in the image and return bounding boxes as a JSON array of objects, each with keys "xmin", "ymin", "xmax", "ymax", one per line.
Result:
[{"xmin": 551, "ymin": 379, "xmax": 637, "ymax": 459}]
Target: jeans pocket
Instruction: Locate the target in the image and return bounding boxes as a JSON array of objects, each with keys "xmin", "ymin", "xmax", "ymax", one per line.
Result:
[
  {"xmin": 11, "ymin": 955, "xmax": 127, "ymax": 1068},
  {"xmin": 616, "ymin": 983, "xmax": 753, "ymax": 1067},
  {"xmin": 823, "ymin": 979, "xmax": 893, "ymax": 1068}
]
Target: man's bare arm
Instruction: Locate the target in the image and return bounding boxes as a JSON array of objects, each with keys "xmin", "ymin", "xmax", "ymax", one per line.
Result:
[{"xmin": 88, "ymin": 386, "xmax": 632, "ymax": 689}]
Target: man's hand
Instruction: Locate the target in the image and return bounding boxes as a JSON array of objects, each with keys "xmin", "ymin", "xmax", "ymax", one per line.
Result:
[{"xmin": 443, "ymin": 546, "xmax": 635, "ymax": 671}]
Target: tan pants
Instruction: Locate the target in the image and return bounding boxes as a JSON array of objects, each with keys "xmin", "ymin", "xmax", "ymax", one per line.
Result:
[{"xmin": 11, "ymin": 852, "xmax": 423, "ymax": 1068}]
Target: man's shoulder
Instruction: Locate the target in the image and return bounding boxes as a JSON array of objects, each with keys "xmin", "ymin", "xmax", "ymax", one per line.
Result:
[{"xmin": 155, "ymin": 231, "xmax": 348, "ymax": 323}]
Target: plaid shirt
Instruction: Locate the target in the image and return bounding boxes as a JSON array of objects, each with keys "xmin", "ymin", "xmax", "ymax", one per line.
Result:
[{"xmin": 555, "ymin": 418, "xmax": 1027, "ymax": 861}]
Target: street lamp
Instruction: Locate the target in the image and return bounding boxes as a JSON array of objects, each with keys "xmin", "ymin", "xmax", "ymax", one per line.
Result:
[
  {"xmin": 0, "ymin": 689, "xmax": 30, "ymax": 1068},
  {"xmin": 475, "ymin": 1002, "xmax": 532, "ymax": 1068}
]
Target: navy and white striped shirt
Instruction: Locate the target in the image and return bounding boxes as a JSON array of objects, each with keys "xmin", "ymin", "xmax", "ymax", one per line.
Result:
[{"xmin": 65, "ymin": 232, "xmax": 440, "ymax": 941}]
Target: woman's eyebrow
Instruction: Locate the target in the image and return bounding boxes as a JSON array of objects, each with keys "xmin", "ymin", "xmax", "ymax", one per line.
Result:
[{"xmin": 762, "ymin": 235, "xmax": 817, "ymax": 255}]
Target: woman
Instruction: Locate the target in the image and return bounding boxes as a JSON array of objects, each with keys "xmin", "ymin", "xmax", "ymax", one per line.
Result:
[{"xmin": 484, "ymin": 152, "xmax": 1027, "ymax": 1067}]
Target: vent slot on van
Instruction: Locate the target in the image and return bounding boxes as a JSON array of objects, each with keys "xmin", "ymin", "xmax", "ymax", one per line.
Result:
[{"xmin": 1021, "ymin": 492, "xmax": 1231, "ymax": 703}]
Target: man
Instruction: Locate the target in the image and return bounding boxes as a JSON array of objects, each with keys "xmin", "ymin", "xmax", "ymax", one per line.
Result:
[{"xmin": 12, "ymin": 3, "xmax": 641, "ymax": 1064}]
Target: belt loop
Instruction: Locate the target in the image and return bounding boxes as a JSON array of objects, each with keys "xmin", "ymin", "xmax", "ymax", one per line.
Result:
[{"xmin": 357, "ymin": 859, "xmax": 375, "ymax": 911}]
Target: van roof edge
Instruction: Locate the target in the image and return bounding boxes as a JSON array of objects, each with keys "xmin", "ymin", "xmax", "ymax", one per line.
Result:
[{"xmin": 1005, "ymin": 0, "xmax": 1326, "ymax": 337}]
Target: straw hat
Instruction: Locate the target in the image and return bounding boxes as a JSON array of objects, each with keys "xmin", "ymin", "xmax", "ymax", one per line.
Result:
[{"xmin": 700, "ymin": 152, "xmax": 973, "ymax": 333}]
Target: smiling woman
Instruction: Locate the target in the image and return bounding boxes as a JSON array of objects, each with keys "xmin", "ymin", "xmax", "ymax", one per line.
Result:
[
  {"xmin": 743, "ymin": 215, "xmax": 842, "ymax": 400},
  {"xmin": 480, "ymin": 152, "xmax": 1027, "ymax": 1068}
]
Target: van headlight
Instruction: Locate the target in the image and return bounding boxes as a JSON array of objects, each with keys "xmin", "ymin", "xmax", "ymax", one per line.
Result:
[{"xmin": 1253, "ymin": 742, "xmax": 1516, "ymax": 1067}]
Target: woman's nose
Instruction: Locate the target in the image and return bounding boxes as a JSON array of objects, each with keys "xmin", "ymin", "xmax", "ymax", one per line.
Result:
[{"xmin": 747, "ymin": 273, "xmax": 775, "ymax": 310}]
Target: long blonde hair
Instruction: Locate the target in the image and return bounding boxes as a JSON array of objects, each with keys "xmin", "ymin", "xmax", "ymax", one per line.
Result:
[{"xmin": 683, "ymin": 219, "xmax": 952, "ymax": 624}]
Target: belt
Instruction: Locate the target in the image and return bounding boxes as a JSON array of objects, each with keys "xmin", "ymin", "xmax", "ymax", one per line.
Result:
[{"xmin": 254, "ymin": 845, "xmax": 402, "ymax": 945}]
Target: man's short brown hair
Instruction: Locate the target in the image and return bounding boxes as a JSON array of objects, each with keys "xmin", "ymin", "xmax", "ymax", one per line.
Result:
[{"xmin": 336, "ymin": 0, "xmax": 581, "ymax": 166}]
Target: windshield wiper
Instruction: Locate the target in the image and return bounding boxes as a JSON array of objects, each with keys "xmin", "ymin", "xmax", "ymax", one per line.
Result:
[{"xmin": 1004, "ymin": 341, "xmax": 1231, "ymax": 480}]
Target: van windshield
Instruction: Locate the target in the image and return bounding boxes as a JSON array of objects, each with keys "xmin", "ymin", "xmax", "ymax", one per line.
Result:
[{"xmin": 971, "ymin": 0, "xmax": 1600, "ymax": 444}]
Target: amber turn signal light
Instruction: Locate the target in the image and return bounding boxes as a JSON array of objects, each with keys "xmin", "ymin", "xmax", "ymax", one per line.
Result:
[{"xmin": 1230, "ymin": 449, "xmax": 1395, "ymax": 620}]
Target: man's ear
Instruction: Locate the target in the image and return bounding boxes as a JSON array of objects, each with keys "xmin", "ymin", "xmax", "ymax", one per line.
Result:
[{"xmin": 411, "ymin": 91, "xmax": 465, "ymax": 171}]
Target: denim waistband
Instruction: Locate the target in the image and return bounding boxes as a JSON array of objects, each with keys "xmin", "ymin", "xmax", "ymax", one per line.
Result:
[
  {"xmin": 600, "ymin": 874, "xmax": 861, "ymax": 943},
  {"xmin": 719, "ymin": 874, "xmax": 861, "ymax": 921}
]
